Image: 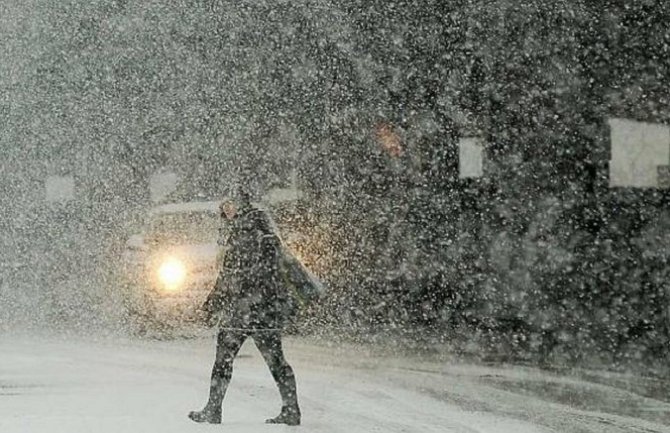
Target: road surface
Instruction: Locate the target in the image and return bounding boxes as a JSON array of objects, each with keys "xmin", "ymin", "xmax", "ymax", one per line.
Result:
[{"xmin": 0, "ymin": 334, "xmax": 668, "ymax": 433}]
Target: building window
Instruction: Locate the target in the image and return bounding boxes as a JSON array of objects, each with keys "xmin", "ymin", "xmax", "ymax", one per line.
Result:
[
  {"xmin": 459, "ymin": 137, "xmax": 484, "ymax": 179},
  {"xmin": 45, "ymin": 175, "xmax": 75, "ymax": 203},
  {"xmin": 150, "ymin": 169, "xmax": 179, "ymax": 203},
  {"xmin": 609, "ymin": 118, "xmax": 670, "ymax": 188}
]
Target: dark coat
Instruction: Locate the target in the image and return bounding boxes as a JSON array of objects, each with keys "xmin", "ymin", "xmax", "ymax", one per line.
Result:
[{"xmin": 203, "ymin": 205, "xmax": 292, "ymax": 330}]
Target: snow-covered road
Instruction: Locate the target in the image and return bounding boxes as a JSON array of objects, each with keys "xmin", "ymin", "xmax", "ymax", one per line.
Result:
[{"xmin": 0, "ymin": 335, "xmax": 668, "ymax": 433}]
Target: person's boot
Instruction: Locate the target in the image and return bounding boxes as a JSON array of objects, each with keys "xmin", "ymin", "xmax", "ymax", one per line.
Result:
[
  {"xmin": 267, "ymin": 364, "xmax": 301, "ymax": 425},
  {"xmin": 189, "ymin": 374, "xmax": 227, "ymax": 424},
  {"xmin": 265, "ymin": 405, "xmax": 301, "ymax": 426},
  {"xmin": 188, "ymin": 405, "xmax": 222, "ymax": 424}
]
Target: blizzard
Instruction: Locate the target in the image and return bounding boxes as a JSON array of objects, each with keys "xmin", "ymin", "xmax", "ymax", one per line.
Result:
[{"xmin": 3, "ymin": 2, "xmax": 670, "ymax": 432}]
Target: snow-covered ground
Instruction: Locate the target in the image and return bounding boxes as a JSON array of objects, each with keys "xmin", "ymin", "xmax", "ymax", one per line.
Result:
[{"xmin": 0, "ymin": 334, "xmax": 668, "ymax": 433}]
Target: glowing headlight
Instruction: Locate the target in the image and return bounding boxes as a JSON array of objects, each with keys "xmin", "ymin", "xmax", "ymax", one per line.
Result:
[{"xmin": 157, "ymin": 258, "xmax": 187, "ymax": 290}]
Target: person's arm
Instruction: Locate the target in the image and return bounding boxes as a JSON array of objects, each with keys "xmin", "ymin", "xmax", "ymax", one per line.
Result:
[
  {"xmin": 199, "ymin": 224, "xmax": 238, "ymax": 325},
  {"xmin": 198, "ymin": 274, "xmax": 226, "ymax": 326}
]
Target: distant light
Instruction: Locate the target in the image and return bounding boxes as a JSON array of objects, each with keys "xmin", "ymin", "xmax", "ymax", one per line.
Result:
[{"xmin": 375, "ymin": 122, "xmax": 403, "ymax": 158}]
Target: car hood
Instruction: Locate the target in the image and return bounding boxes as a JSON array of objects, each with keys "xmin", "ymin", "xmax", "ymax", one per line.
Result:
[
  {"xmin": 153, "ymin": 243, "xmax": 220, "ymax": 273},
  {"xmin": 165, "ymin": 243, "xmax": 219, "ymax": 260}
]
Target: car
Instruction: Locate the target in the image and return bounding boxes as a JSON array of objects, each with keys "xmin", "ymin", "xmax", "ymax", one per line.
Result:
[{"xmin": 120, "ymin": 200, "xmax": 223, "ymax": 329}]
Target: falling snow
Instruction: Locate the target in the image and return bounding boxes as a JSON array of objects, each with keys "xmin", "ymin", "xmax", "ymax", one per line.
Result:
[{"xmin": 1, "ymin": 1, "xmax": 670, "ymax": 432}]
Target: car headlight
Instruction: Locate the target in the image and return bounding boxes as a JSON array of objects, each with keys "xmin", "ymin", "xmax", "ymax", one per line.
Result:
[{"xmin": 157, "ymin": 258, "xmax": 187, "ymax": 290}]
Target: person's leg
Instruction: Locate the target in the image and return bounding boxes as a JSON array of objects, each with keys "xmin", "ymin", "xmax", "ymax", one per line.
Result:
[
  {"xmin": 253, "ymin": 331, "xmax": 301, "ymax": 425},
  {"xmin": 189, "ymin": 330, "xmax": 246, "ymax": 424}
]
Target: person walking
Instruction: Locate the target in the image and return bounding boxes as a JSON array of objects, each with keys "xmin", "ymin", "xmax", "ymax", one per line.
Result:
[{"xmin": 189, "ymin": 191, "xmax": 300, "ymax": 426}]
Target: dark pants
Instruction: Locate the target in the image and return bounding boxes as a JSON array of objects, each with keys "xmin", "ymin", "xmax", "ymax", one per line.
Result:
[{"xmin": 205, "ymin": 329, "xmax": 299, "ymax": 413}]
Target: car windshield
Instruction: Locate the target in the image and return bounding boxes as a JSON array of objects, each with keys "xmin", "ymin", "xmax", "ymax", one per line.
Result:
[{"xmin": 147, "ymin": 211, "xmax": 219, "ymax": 245}]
